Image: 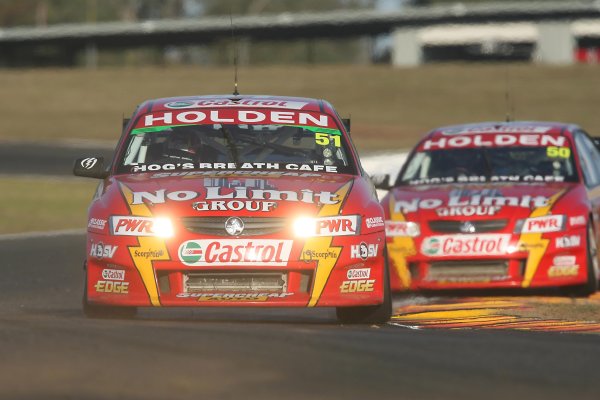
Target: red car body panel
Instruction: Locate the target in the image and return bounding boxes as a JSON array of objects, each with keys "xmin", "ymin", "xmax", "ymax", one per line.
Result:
[
  {"xmin": 381, "ymin": 121, "xmax": 600, "ymax": 292},
  {"xmin": 85, "ymin": 95, "xmax": 386, "ymax": 308}
]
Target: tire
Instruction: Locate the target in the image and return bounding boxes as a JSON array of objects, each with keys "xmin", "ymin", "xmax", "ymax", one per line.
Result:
[
  {"xmin": 82, "ymin": 262, "xmax": 137, "ymax": 319},
  {"xmin": 336, "ymin": 254, "xmax": 392, "ymax": 324},
  {"xmin": 564, "ymin": 224, "xmax": 599, "ymax": 297}
]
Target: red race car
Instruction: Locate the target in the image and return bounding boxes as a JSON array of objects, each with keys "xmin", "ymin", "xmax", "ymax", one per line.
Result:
[
  {"xmin": 377, "ymin": 121, "xmax": 600, "ymax": 295},
  {"xmin": 74, "ymin": 95, "xmax": 391, "ymax": 323}
]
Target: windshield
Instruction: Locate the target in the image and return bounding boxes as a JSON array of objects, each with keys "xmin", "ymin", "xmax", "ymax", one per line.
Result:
[
  {"xmin": 398, "ymin": 145, "xmax": 578, "ymax": 185},
  {"xmin": 116, "ymin": 122, "xmax": 356, "ymax": 175}
]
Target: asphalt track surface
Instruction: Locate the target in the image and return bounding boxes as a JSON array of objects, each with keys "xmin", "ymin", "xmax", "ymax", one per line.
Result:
[
  {"xmin": 2, "ymin": 142, "xmax": 599, "ymax": 399},
  {"xmin": 2, "ymin": 232, "xmax": 600, "ymax": 400}
]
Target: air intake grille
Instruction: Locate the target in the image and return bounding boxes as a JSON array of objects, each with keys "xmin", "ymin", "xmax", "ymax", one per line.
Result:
[
  {"xmin": 428, "ymin": 219, "xmax": 508, "ymax": 233},
  {"xmin": 426, "ymin": 260, "xmax": 509, "ymax": 283},
  {"xmin": 184, "ymin": 272, "xmax": 287, "ymax": 293},
  {"xmin": 181, "ymin": 216, "xmax": 286, "ymax": 236}
]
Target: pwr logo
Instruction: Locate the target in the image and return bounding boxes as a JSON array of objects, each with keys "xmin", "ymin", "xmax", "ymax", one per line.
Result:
[
  {"xmin": 111, "ymin": 216, "xmax": 155, "ymax": 236},
  {"xmin": 521, "ymin": 215, "xmax": 564, "ymax": 233},
  {"xmin": 313, "ymin": 216, "xmax": 359, "ymax": 237}
]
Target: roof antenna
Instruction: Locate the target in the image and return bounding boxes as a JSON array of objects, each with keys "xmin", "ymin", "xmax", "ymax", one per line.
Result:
[
  {"xmin": 504, "ymin": 66, "xmax": 514, "ymax": 122},
  {"xmin": 230, "ymin": 12, "xmax": 239, "ymax": 96}
]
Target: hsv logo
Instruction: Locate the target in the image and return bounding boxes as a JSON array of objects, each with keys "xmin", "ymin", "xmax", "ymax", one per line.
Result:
[
  {"xmin": 421, "ymin": 234, "xmax": 510, "ymax": 257},
  {"xmin": 350, "ymin": 242, "xmax": 378, "ymax": 260},
  {"xmin": 111, "ymin": 216, "xmax": 156, "ymax": 236},
  {"xmin": 178, "ymin": 239, "xmax": 293, "ymax": 266},
  {"xmin": 556, "ymin": 235, "xmax": 581, "ymax": 248},
  {"xmin": 520, "ymin": 215, "xmax": 564, "ymax": 233},
  {"xmin": 90, "ymin": 242, "xmax": 118, "ymax": 259},
  {"xmin": 311, "ymin": 216, "xmax": 359, "ymax": 237}
]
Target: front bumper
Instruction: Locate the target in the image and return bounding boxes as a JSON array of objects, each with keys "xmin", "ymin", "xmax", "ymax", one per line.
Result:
[{"xmin": 86, "ymin": 230, "xmax": 386, "ymax": 307}]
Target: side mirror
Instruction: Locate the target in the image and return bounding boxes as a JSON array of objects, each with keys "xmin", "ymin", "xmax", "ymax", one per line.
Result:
[
  {"xmin": 371, "ymin": 174, "xmax": 391, "ymax": 190},
  {"xmin": 593, "ymin": 137, "xmax": 600, "ymax": 151},
  {"xmin": 73, "ymin": 157, "xmax": 109, "ymax": 179}
]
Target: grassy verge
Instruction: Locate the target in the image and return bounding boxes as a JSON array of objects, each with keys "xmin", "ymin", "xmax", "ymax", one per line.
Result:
[
  {"xmin": 2, "ymin": 64, "xmax": 600, "ymax": 151},
  {"xmin": 0, "ymin": 177, "xmax": 97, "ymax": 234}
]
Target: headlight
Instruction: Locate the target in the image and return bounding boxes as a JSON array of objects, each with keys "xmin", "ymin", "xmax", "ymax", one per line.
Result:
[
  {"xmin": 292, "ymin": 215, "xmax": 359, "ymax": 237},
  {"xmin": 385, "ymin": 221, "xmax": 420, "ymax": 237},
  {"xmin": 293, "ymin": 217, "xmax": 317, "ymax": 238},
  {"xmin": 515, "ymin": 215, "xmax": 564, "ymax": 234},
  {"xmin": 110, "ymin": 216, "xmax": 174, "ymax": 238},
  {"xmin": 152, "ymin": 217, "xmax": 174, "ymax": 238}
]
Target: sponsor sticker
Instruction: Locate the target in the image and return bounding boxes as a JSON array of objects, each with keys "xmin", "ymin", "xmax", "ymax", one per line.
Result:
[
  {"xmin": 101, "ymin": 268, "xmax": 125, "ymax": 281},
  {"xmin": 90, "ymin": 242, "xmax": 118, "ymax": 259},
  {"xmin": 132, "ymin": 162, "xmax": 338, "ymax": 173},
  {"xmin": 176, "ymin": 292, "xmax": 294, "ymax": 301},
  {"xmin": 340, "ymin": 279, "xmax": 375, "ymax": 293},
  {"xmin": 192, "ymin": 200, "xmax": 277, "ymax": 212},
  {"xmin": 548, "ymin": 265, "xmax": 579, "ymax": 278},
  {"xmin": 569, "ymin": 216, "xmax": 586, "ymax": 227},
  {"xmin": 131, "ymin": 187, "xmax": 339, "ymax": 205},
  {"xmin": 301, "ymin": 216, "xmax": 359, "ymax": 237},
  {"xmin": 350, "ymin": 242, "xmax": 378, "ymax": 260},
  {"xmin": 552, "ymin": 255, "xmax": 576, "ymax": 266},
  {"xmin": 80, "ymin": 157, "xmax": 98, "ymax": 169},
  {"xmin": 420, "ymin": 234, "xmax": 511, "ymax": 257},
  {"xmin": 111, "ymin": 216, "xmax": 157, "ymax": 236},
  {"xmin": 302, "ymin": 249, "xmax": 338, "ymax": 260},
  {"xmin": 385, "ymin": 221, "xmax": 419, "ymax": 237},
  {"xmin": 139, "ymin": 110, "xmax": 333, "ymax": 129},
  {"xmin": 365, "ymin": 216, "xmax": 384, "ymax": 229},
  {"xmin": 164, "ymin": 99, "xmax": 309, "ymax": 110},
  {"xmin": 88, "ymin": 218, "xmax": 107, "ymax": 230},
  {"xmin": 555, "ymin": 235, "xmax": 581, "ymax": 249},
  {"xmin": 520, "ymin": 215, "xmax": 564, "ymax": 233},
  {"xmin": 178, "ymin": 239, "xmax": 293, "ymax": 266},
  {"xmin": 94, "ymin": 281, "xmax": 129, "ymax": 294},
  {"xmin": 346, "ymin": 268, "xmax": 371, "ymax": 280},
  {"xmin": 420, "ymin": 133, "xmax": 565, "ymax": 150}
]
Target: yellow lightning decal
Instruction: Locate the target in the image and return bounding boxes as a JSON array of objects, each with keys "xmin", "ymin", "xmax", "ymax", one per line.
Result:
[
  {"xmin": 518, "ymin": 190, "xmax": 565, "ymax": 288},
  {"xmin": 120, "ymin": 183, "xmax": 169, "ymax": 306},
  {"xmin": 387, "ymin": 194, "xmax": 414, "ymax": 289},
  {"xmin": 302, "ymin": 182, "xmax": 352, "ymax": 307}
]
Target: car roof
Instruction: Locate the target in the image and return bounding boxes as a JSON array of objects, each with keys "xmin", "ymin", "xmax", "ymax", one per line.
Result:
[
  {"xmin": 134, "ymin": 94, "xmax": 332, "ymax": 115},
  {"xmin": 423, "ymin": 121, "xmax": 581, "ymax": 140}
]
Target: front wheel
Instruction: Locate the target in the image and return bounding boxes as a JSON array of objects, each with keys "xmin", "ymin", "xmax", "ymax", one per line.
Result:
[
  {"xmin": 335, "ymin": 255, "xmax": 392, "ymax": 324},
  {"xmin": 82, "ymin": 262, "xmax": 137, "ymax": 319},
  {"xmin": 564, "ymin": 224, "xmax": 599, "ymax": 297}
]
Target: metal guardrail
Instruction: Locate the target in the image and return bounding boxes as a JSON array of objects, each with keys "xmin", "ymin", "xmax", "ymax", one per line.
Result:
[{"xmin": 1, "ymin": 1, "xmax": 600, "ymax": 48}]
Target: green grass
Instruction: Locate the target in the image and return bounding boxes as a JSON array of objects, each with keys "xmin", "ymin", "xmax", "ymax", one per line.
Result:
[
  {"xmin": 3, "ymin": 63, "xmax": 600, "ymax": 234},
  {"xmin": 2, "ymin": 64, "xmax": 600, "ymax": 150},
  {"xmin": 0, "ymin": 177, "xmax": 97, "ymax": 234}
]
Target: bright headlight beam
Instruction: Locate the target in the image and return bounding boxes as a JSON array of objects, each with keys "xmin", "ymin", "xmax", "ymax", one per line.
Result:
[
  {"xmin": 153, "ymin": 217, "xmax": 174, "ymax": 238},
  {"xmin": 293, "ymin": 217, "xmax": 316, "ymax": 238}
]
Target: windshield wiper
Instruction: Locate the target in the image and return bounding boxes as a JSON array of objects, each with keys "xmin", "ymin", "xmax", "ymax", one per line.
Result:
[{"xmin": 220, "ymin": 125, "xmax": 240, "ymax": 165}]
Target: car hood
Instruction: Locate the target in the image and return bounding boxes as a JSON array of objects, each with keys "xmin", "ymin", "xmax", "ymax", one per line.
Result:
[
  {"xmin": 384, "ymin": 182, "xmax": 579, "ymax": 221},
  {"xmin": 106, "ymin": 172, "xmax": 357, "ymax": 218}
]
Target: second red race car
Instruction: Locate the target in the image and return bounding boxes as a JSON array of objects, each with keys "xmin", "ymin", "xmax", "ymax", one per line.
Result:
[
  {"xmin": 74, "ymin": 95, "xmax": 390, "ymax": 324},
  {"xmin": 377, "ymin": 121, "xmax": 600, "ymax": 295}
]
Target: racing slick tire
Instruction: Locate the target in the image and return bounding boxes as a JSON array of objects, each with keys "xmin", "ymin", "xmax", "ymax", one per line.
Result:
[
  {"xmin": 82, "ymin": 262, "xmax": 137, "ymax": 319},
  {"xmin": 335, "ymin": 253, "xmax": 392, "ymax": 324},
  {"xmin": 564, "ymin": 224, "xmax": 599, "ymax": 297}
]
